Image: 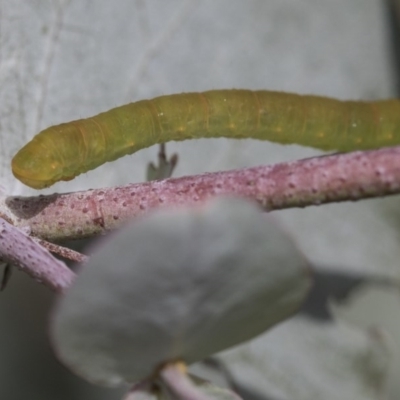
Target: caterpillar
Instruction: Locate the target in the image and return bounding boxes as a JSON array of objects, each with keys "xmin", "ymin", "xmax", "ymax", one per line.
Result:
[{"xmin": 11, "ymin": 89, "xmax": 400, "ymax": 189}]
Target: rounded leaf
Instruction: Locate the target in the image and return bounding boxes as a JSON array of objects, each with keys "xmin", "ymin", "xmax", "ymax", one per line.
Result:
[{"xmin": 51, "ymin": 198, "xmax": 311, "ymax": 385}]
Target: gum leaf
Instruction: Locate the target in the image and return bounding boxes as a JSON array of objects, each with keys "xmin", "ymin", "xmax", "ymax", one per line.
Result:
[{"xmin": 51, "ymin": 197, "xmax": 311, "ymax": 386}]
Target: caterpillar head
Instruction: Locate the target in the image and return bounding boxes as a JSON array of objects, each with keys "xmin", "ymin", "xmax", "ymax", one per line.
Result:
[{"xmin": 11, "ymin": 126, "xmax": 74, "ymax": 189}]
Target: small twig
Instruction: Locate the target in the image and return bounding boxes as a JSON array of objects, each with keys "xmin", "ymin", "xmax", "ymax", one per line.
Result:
[
  {"xmin": 33, "ymin": 237, "xmax": 89, "ymax": 263},
  {"xmin": 4, "ymin": 146, "xmax": 400, "ymax": 242},
  {"xmin": 123, "ymin": 379, "xmax": 157, "ymax": 400},
  {"xmin": 158, "ymin": 362, "xmax": 213, "ymax": 400},
  {"xmin": 0, "ymin": 218, "xmax": 75, "ymax": 292},
  {"xmin": 146, "ymin": 143, "xmax": 179, "ymax": 181},
  {"xmin": 1, "ymin": 263, "xmax": 12, "ymax": 291}
]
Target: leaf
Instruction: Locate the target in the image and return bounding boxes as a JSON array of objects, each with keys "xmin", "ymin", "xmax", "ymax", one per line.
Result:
[
  {"xmin": 219, "ymin": 315, "xmax": 390, "ymax": 400},
  {"xmin": 51, "ymin": 197, "xmax": 311, "ymax": 386}
]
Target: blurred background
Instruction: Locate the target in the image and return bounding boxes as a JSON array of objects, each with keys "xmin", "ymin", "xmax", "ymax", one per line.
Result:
[{"xmin": 1, "ymin": 1, "xmax": 400, "ymax": 399}]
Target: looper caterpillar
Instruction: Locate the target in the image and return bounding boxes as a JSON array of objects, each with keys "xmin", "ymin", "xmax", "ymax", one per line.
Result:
[{"xmin": 11, "ymin": 89, "xmax": 400, "ymax": 189}]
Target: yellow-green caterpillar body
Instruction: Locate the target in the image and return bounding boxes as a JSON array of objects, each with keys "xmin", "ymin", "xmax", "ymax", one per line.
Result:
[{"xmin": 11, "ymin": 89, "xmax": 400, "ymax": 189}]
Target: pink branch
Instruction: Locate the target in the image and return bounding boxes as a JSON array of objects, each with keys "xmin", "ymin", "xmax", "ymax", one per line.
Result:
[
  {"xmin": 6, "ymin": 146, "xmax": 400, "ymax": 242},
  {"xmin": 0, "ymin": 218, "xmax": 75, "ymax": 292}
]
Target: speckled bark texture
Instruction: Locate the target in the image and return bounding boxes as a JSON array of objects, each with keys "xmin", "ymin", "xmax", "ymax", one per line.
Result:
[
  {"xmin": 0, "ymin": 218, "xmax": 74, "ymax": 291},
  {"xmin": 4, "ymin": 146, "xmax": 400, "ymax": 241}
]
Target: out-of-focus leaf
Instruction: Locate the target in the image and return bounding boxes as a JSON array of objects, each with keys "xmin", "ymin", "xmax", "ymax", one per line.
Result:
[
  {"xmin": 299, "ymin": 267, "xmax": 397, "ymax": 321},
  {"xmin": 189, "ymin": 380, "xmax": 241, "ymax": 400},
  {"xmin": 51, "ymin": 197, "xmax": 311, "ymax": 386},
  {"xmin": 180, "ymin": 374, "xmax": 243, "ymax": 400},
  {"xmin": 219, "ymin": 316, "xmax": 390, "ymax": 400}
]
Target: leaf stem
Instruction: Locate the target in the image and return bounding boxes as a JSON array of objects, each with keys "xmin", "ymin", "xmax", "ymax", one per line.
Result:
[{"xmin": 158, "ymin": 362, "xmax": 213, "ymax": 400}]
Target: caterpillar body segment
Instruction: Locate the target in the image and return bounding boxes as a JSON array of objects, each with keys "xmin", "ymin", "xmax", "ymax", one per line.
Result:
[{"xmin": 11, "ymin": 90, "xmax": 400, "ymax": 189}]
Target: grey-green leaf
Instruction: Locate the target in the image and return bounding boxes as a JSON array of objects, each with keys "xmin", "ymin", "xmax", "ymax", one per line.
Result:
[{"xmin": 51, "ymin": 197, "xmax": 312, "ymax": 386}]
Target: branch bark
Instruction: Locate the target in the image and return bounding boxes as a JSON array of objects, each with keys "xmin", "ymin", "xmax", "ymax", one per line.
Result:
[
  {"xmin": 3, "ymin": 146, "xmax": 400, "ymax": 242},
  {"xmin": 1, "ymin": 146, "xmax": 400, "ymax": 293},
  {"xmin": 0, "ymin": 218, "xmax": 75, "ymax": 292}
]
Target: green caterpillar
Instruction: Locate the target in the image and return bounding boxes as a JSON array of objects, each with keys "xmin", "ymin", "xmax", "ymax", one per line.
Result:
[{"xmin": 11, "ymin": 89, "xmax": 400, "ymax": 189}]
